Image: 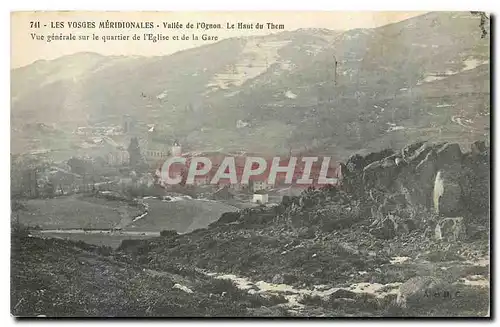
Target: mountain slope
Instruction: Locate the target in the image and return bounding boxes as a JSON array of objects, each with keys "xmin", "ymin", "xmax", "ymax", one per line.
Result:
[{"xmin": 11, "ymin": 12, "xmax": 490, "ymax": 157}]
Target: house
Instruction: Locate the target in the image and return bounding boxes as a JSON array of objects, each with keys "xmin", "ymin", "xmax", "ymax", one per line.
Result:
[
  {"xmin": 252, "ymin": 180, "xmax": 274, "ymax": 192},
  {"xmin": 171, "ymin": 140, "xmax": 182, "ymax": 157},
  {"xmin": 106, "ymin": 150, "xmax": 130, "ymax": 166},
  {"xmin": 252, "ymin": 192, "xmax": 269, "ymax": 204},
  {"xmin": 101, "ymin": 138, "xmax": 130, "ymax": 166},
  {"xmin": 193, "ymin": 175, "xmax": 210, "ymax": 186},
  {"xmin": 139, "ymin": 138, "xmax": 170, "ymax": 166}
]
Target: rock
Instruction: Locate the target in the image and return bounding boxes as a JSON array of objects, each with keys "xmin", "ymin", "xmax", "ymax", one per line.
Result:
[
  {"xmin": 434, "ymin": 217, "xmax": 466, "ymax": 241},
  {"xmin": 461, "ymin": 151, "xmax": 490, "ymax": 217},
  {"xmin": 471, "ymin": 140, "xmax": 487, "ymax": 155},
  {"xmin": 343, "ymin": 154, "xmax": 366, "ymax": 194},
  {"xmin": 411, "ymin": 150, "xmax": 438, "ymax": 207},
  {"xmin": 345, "ymin": 154, "xmax": 365, "ymax": 174},
  {"xmin": 363, "ymin": 155, "xmax": 400, "ymax": 191},
  {"xmin": 397, "ymin": 145, "xmax": 435, "ymax": 207},
  {"xmin": 298, "ymin": 227, "xmax": 316, "ymax": 239},
  {"xmin": 401, "ymin": 141, "xmax": 426, "ymax": 162},
  {"xmin": 466, "ymin": 224, "xmax": 488, "ymax": 240},
  {"xmin": 329, "ymin": 289, "xmax": 358, "ymax": 299},
  {"xmin": 370, "ymin": 216, "xmax": 397, "ymax": 239},
  {"xmin": 281, "ymin": 274, "xmax": 297, "ymax": 284},
  {"xmin": 272, "ymin": 274, "xmax": 285, "ymax": 284},
  {"xmin": 401, "ymin": 141, "xmax": 426, "ymax": 157},
  {"xmin": 217, "ymin": 211, "xmax": 240, "ymax": 225},
  {"xmin": 329, "ymin": 298, "xmax": 357, "ymax": 308},
  {"xmin": 379, "ymin": 194, "xmax": 407, "ymax": 215},
  {"xmin": 363, "ymin": 148, "xmax": 395, "ymax": 166},
  {"xmin": 436, "ymin": 143, "xmax": 463, "ymax": 169},
  {"xmin": 396, "ymin": 276, "xmax": 451, "ymax": 308},
  {"xmin": 172, "ymin": 283, "xmax": 193, "ymax": 294},
  {"xmin": 433, "ymin": 170, "xmax": 462, "ymax": 216}
]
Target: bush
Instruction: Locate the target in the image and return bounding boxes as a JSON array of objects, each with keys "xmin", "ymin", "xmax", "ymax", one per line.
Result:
[
  {"xmin": 201, "ymin": 278, "xmax": 240, "ymax": 296},
  {"xmin": 421, "ymin": 250, "xmax": 465, "ymax": 262},
  {"xmin": 11, "ymin": 199, "xmax": 27, "ymax": 212},
  {"xmin": 267, "ymin": 294, "xmax": 289, "ymax": 305},
  {"xmin": 160, "ymin": 230, "xmax": 178, "ymax": 237},
  {"xmin": 298, "ymin": 294, "xmax": 324, "ymax": 306}
]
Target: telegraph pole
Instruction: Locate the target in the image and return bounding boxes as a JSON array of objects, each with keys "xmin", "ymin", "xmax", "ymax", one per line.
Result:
[{"xmin": 333, "ymin": 55, "xmax": 338, "ymax": 87}]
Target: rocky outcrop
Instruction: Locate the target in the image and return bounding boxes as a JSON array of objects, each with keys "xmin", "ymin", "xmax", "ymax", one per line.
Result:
[
  {"xmin": 434, "ymin": 217, "xmax": 466, "ymax": 242},
  {"xmin": 362, "ymin": 154, "xmax": 402, "ymax": 192},
  {"xmin": 461, "ymin": 142, "xmax": 490, "ymax": 219},
  {"xmin": 342, "ymin": 149, "xmax": 394, "ymax": 194},
  {"xmin": 410, "ymin": 149, "xmax": 438, "ymax": 207},
  {"xmin": 436, "ymin": 143, "xmax": 462, "ymax": 168},
  {"xmin": 172, "ymin": 283, "xmax": 194, "ymax": 294},
  {"xmin": 396, "ymin": 276, "xmax": 452, "ymax": 309},
  {"xmin": 342, "ymin": 141, "xmax": 489, "ymax": 218},
  {"xmin": 332, "ymin": 140, "xmax": 489, "ymax": 241},
  {"xmin": 433, "ymin": 170, "xmax": 462, "ymax": 216}
]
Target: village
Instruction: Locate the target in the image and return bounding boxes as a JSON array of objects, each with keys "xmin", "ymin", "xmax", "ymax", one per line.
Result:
[{"xmin": 11, "ymin": 114, "xmax": 342, "ymax": 207}]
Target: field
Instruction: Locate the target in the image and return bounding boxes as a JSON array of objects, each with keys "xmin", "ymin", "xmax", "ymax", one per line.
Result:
[
  {"xmin": 125, "ymin": 198, "xmax": 238, "ymax": 234},
  {"xmin": 16, "ymin": 195, "xmax": 142, "ymax": 230},
  {"xmin": 15, "ymin": 195, "xmax": 239, "ymax": 248}
]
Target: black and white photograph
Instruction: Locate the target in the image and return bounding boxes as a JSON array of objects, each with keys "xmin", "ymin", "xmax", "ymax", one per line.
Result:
[{"xmin": 9, "ymin": 10, "xmax": 491, "ymax": 318}]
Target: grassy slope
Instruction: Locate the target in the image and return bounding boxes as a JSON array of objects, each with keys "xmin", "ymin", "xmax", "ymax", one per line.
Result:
[{"xmin": 11, "ymin": 229, "xmax": 288, "ymax": 317}]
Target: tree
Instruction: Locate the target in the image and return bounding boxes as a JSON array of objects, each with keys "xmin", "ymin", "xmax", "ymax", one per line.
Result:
[
  {"xmin": 42, "ymin": 181, "xmax": 55, "ymax": 198},
  {"xmin": 470, "ymin": 12, "xmax": 489, "ymax": 39},
  {"xmin": 67, "ymin": 157, "xmax": 90, "ymax": 176},
  {"xmin": 128, "ymin": 137, "xmax": 142, "ymax": 168}
]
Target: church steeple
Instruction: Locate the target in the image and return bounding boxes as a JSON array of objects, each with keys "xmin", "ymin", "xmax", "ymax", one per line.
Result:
[{"xmin": 171, "ymin": 140, "xmax": 182, "ymax": 157}]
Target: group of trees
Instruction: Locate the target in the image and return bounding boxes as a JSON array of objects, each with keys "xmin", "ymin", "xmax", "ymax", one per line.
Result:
[
  {"xmin": 470, "ymin": 11, "xmax": 489, "ymax": 39},
  {"xmin": 11, "ymin": 135, "xmax": 164, "ymax": 200},
  {"xmin": 11, "ymin": 155, "xmax": 47, "ymax": 199},
  {"xmin": 127, "ymin": 137, "xmax": 142, "ymax": 168}
]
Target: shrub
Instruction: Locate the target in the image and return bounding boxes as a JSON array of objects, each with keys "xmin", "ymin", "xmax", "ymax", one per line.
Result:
[
  {"xmin": 201, "ymin": 278, "xmax": 240, "ymax": 296},
  {"xmin": 298, "ymin": 294, "xmax": 324, "ymax": 306},
  {"xmin": 160, "ymin": 230, "xmax": 178, "ymax": 237},
  {"xmin": 267, "ymin": 294, "xmax": 289, "ymax": 305}
]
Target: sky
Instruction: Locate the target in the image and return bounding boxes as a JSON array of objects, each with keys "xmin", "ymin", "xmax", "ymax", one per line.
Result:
[{"xmin": 11, "ymin": 11, "xmax": 427, "ymax": 68}]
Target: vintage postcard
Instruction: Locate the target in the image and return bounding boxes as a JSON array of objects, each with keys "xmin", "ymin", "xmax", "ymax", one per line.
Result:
[{"xmin": 10, "ymin": 11, "xmax": 490, "ymax": 318}]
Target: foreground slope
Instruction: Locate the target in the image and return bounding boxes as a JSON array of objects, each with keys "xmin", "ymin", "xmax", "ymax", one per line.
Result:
[{"xmin": 11, "ymin": 227, "xmax": 290, "ymax": 317}]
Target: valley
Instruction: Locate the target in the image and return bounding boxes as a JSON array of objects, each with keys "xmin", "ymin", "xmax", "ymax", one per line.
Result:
[{"xmin": 10, "ymin": 11, "xmax": 490, "ymax": 318}]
